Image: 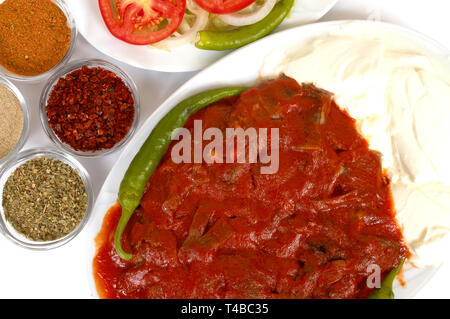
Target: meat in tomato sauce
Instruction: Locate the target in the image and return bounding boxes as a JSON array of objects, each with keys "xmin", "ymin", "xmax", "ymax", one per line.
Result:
[{"xmin": 93, "ymin": 77, "xmax": 408, "ymax": 299}]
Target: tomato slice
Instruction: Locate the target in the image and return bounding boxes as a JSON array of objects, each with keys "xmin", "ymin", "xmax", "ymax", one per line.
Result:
[
  {"xmin": 194, "ymin": 0, "xmax": 256, "ymax": 14},
  {"xmin": 98, "ymin": 0, "xmax": 186, "ymax": 45}
]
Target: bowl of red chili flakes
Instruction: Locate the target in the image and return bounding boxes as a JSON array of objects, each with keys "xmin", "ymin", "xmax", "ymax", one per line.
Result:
[{"xmin": 39, "ymin": 59, "xmax": 140, "ymax": 157}]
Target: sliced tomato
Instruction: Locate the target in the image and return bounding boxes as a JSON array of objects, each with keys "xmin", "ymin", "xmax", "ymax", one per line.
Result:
[
  {"xmin": 98, "ymin": 0, "xmax": 186, "ymax": 45},
  {"xmin": 194, "ymin": 0, "xmax": 256, "ymax": 14}
]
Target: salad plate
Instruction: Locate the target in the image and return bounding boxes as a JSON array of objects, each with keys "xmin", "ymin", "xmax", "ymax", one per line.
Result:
[{"xmin": 68, "ymin": 0, "xmax": 338, "ymax": 72}]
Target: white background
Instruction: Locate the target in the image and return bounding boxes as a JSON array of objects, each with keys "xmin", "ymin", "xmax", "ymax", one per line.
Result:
[{"xmin": 0, "ymin": 0, "xmax": 449, "ymax": 298}]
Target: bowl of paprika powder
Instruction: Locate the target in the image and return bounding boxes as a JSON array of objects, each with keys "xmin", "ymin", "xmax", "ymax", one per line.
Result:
[
  {"xmin": 0, "ymin": 0, "xmax": 77, "ymax": 81},
  {"xmin": 39, "ymin": 59, "xmax": 140, "ymax": 157}
]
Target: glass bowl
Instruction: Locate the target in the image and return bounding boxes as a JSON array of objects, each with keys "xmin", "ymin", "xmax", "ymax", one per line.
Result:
[
  {"xmin": 39, "ymin": 59, "xmax": 140, "ymax": 157},
  {"xmin": 0, "ymin": 0, "xmax": 77, "ymax": 82},
  {"xmin": 0, "ymin": 75, "xmax": 30, "ymax": 168},
  {"xmin": 0, "ymin": 148, "xmax": 94, "ymax": 250}
]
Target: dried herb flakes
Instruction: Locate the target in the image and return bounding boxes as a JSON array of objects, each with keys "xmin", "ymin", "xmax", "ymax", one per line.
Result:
[{"xmin": 2, "ymin": 157, "xmax": 87, "ymax": 241}]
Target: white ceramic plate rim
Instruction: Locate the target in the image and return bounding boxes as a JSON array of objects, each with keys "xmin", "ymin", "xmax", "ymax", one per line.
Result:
[
  {"xmin": 84, "ymin": 20, "xmax": 450, "ymax": 299},
  {"xmin": 68, "ymin": 0, "xmax": 338, "ymax": 72}
]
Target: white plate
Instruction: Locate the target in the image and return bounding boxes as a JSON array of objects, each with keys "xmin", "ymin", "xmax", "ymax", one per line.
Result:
[
  {"xmin": 67, "ymin": 0, "xmax": 338, "ymax": 72},
  {"xmin": 85, "ymin": 20, "xmax": 450, "ymax": 299}
]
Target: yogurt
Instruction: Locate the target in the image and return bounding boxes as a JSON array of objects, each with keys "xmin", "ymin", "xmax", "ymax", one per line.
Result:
[{"xmin": 260, "ymin": 26, "xmax": 450, "ymax": 267}]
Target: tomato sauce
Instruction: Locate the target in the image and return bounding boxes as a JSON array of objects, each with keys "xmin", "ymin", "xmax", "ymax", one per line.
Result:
[{"xmin": 93, "ymin": 77, "xmax": 408, "ymax": 299}]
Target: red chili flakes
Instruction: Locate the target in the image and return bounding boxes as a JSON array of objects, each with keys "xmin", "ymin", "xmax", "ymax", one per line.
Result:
[{"xmin": 46, "ymin": 66, "xmax": 135, "ymax": 152}]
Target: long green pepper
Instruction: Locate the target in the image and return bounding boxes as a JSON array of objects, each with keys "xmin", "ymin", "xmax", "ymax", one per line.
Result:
[
  {"xmin": 115, "ymin": 87, "xmax": 247, "ymax": 260},
  {"xmin": 196, "ymin": 0, "xmax": 295, "ymax": 51}
]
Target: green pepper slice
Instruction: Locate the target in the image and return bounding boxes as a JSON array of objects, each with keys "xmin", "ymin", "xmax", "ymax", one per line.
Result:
[
  {"xmin": 196, "ymin": 0, "xmax": 295, "ymax": 51},
  {"xmin": 115, "ymin": 87, "xmax": 247, "ymax": 260}
]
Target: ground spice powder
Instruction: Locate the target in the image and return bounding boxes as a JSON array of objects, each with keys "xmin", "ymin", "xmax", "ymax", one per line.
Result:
[
  {"xmin": 0, "ymin": 85, "xmax": 23, "ymax": 160},
  {"xmin": 2, "ymin": 157, "xmax": 88, "ymax": 241},
  {"xmin": 0, "ymin": 0, "xmax": 71, "ymax": 76}
]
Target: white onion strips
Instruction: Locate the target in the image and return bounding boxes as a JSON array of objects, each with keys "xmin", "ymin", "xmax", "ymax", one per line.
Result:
[
  {"xmin": 153, "ymin": 0, "xmax": 209, "ymax": 49},
  {"xmin": 218, "ymin": 0, "xmax": 278, "ymax": 27}
]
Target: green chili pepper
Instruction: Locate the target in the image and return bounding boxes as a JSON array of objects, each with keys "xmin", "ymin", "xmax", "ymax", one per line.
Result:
[
  {"xmin": 368, "ymin": 258, "xmax": 405, "ymax": 299},
  {"xmin": 196, "ymin": 0, "xmax": 295, "ymax": 51},
  {"xmin": 115, "ymin": 87, "xmax": 247, "ymax": 260}
]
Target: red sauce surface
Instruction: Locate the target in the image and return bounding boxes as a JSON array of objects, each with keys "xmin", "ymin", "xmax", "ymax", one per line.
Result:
[{"xmin": 93, "ymin": 78, "xmax": 408, "ymax": 299}]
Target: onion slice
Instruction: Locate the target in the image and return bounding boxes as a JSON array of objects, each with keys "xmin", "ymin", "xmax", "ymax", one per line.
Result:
[
  {"xmin": 219, "ymin": 0, "xmax": 278, "ymax": 27},
  {"xmin": 154, "ymin": 0, "xmax": 209, "ymax": 49}
]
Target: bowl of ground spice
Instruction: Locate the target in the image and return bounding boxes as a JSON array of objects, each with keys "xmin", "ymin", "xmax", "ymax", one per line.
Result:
[
  {"xmin": 0, "ymin": 75, "xmax": 30, "ymax": 167},
  {"xmin": 0, "ymin": 0, "xmax": 76, "ymax": 80},
  {"xmin": 40, "ymin": 59, "xmax": 140, "ymax": 157},
  {"xmin": 0, "ymin": 148, "xmax": 93, "ymax": 249}
]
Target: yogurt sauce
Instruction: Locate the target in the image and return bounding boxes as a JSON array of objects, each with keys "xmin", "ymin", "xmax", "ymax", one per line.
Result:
[{"xmin": 260, "ymin": 23, "xmax": 450, "ymax": 267}]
